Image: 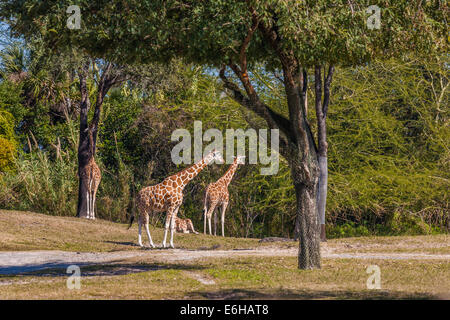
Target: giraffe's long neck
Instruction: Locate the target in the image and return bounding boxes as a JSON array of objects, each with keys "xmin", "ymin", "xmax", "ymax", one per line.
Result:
[
  {"xmin": 219, "ymin": 160, "xmax": 239, "ymax": 187},
  {"xmin": 178, "ymin": 153, "xmax": 213, "ymax": 187}
]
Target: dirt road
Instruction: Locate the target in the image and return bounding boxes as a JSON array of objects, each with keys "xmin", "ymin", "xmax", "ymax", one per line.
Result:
[{"xmin": 1, "ymin": 246, "xmax": 449, "ymax": 275}]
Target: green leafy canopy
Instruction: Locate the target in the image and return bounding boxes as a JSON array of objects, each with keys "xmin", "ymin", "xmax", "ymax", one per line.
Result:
[{"xmin": 1, "ymin": 1, "xmax": 447, "ymax": 68}]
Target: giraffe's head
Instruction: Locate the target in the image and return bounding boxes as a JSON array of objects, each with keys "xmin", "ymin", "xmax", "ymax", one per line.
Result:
[
  {"xmin": 235, "ymin": 155, "xmax": 246, "ymax": 165},
  {"xmin": 208, "ymin": 149, "xmax": 224, "ymax": 164}
]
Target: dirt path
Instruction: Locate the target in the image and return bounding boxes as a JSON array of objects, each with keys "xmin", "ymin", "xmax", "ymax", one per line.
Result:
[{"xmin": 1, "ymin": 246, "xmax": 449, "ymax": 275}]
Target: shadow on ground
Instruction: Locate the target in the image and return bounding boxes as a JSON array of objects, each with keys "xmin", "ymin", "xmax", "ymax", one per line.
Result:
[
  {"xmin": 0, "ymin": 262, "xmax": 206, "ymax": 278},
  {"xmin": 103, "ymin": 241, "xmax": 222, "ymax": 251},
  {"xmin": 186, "ymin": 288, "xmax": 435, "ymax": 300},
  {"xmin": 103, "ymin": 241, "xmax": 139, "ymax": 247}
]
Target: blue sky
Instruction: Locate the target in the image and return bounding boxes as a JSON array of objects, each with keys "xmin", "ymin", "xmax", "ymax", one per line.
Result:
[{"xmin": 0, "ymin": 21, "xmax": 23, "ymax": 52}]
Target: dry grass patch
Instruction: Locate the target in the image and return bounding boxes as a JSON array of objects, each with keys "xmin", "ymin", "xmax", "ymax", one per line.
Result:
[
  {"xmin": 324, "ymin": 234, "xmax": 450, "ymax": 255},
  {"xmin": 0, "ymin": 210, "xmax": 267, "ymax": 252}
]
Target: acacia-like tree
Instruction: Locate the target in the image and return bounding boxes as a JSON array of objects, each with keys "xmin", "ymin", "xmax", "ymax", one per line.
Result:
[{"xmin": 2, "ymin": 0, "xmax": 446, "ymax": 268}]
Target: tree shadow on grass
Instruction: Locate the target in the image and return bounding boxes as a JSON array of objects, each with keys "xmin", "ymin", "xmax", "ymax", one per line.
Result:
[
  {"xmin": 186, "ymin": 288, "xmax": 435, "ymax": 300},
  {"xmin": 0, "ymin": 262, "xmax": 206, "ymax": 278}
]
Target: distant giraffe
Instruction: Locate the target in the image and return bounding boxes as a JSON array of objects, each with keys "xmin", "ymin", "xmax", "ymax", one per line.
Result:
[
  {"xmin": 128, "ymin": 150, "xmax": 223, "ymax": 248},
  {"xmin": 79, "ymin": 131, "xmax": 101, "ymax": 220},
  {"xmin": 82, "ymin": 157, "xmax": 101, "ymax": 219},
  {"xmin": 203, "ymin": 155, "xmax": 245, "ymax": 236}
]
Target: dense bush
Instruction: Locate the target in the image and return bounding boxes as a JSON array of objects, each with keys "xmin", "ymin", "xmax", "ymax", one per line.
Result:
[
  {"xmin": 0, "ymin": 81, "xmax": 22, "ymax": 172},
  {"xmin": 325, "ymin": 57, "xmax": 449, "ymax": 234}
]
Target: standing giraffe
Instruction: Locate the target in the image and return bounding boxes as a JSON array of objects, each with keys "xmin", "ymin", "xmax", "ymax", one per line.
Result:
[
  {"xmin": 128, "ymin": 150, "xmax": 224, "ymax": 248},
  {"xmin": 79, "ymin": 157, "xmax": 101, "ymax": 219},
  {"xmin": 203, "ymin": 155, "xmax": 245, "ymax": 236},
  {"xmin": 78, "ymin": 131, "xmax": 101, "ymax": 220}
]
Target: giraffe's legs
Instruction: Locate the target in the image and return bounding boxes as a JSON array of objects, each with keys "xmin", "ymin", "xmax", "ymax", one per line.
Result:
[
  {"xmin": 138, "ymin": 216, "xmax": 143, "ymax": 247},
  {"xmin": 189, "ymin": 220, "xmax": 199, "ymax": 234},
  {"xmin": 221, "ymin": 202, "xmax": 228, "ymax": 237},
  {"xmin": 88, "ymin": 192, "xmax": 92, "ymax": 220},
  {"xmin": 203, "ymin": 197, "xmax": 209, "ymax": 235},
  {"xmin": 91, "ymin": 190, "xmax": 97, "ymax": 220},
  {"xmin": 206, "ymin": 201, "xmax": 217, "ymax": 236},
  {"xmin": 89, "ymin": 191, "xmax": 94, "ymax": 220},
  {"xmin": 203, "ymin": 205, "xmax": 207, "ymax": 235},
  {"xmin": 162, "ymin": 213, "xmax": 170, "ymax": 248},
  {"xmin": 213, "ymin": 209, "xmax": 218, "ymax": 236},
  {"xmin": 162, "ymin": 207, "xmax": 178, "ymax": 248},
  {"xmin": 208, "ymin": 216, "xmax": 212, "ymax": 236},
  {"xmin": 145, "ymin": 222, "xmax": 155, "ymax": 248},
  {"xmin": 88, "ymin": 178, "xmax": 93, "ymax": 219},
  {"xmin": 169, "ymin": 208, "xmax": 179, "ymax": 248},
  {"xmin": 86, "ymin": 191, "xmax": 90, "ymax": 219}
]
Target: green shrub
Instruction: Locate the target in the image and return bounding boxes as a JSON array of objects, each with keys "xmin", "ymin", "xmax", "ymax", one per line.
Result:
[
  {"xmin": 0, "ymin": 136, "xmax": 16, "ymax": 172},
  {"xmin": 0, "ymin": 108, "xmax": 18, "ymax": 172},
  {"xmin": 0, "ymin": 151, "xmax": 78, "ymax": 215}
]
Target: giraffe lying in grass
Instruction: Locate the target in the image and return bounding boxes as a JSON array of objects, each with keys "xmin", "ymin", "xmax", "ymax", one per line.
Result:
[
  {"xmin": 128, "ymin": 150, "xmax": 223, "ymax": 248},
  {"xmin": 175, "ymin": 217, "xmax": 199, "ymax": 234}
]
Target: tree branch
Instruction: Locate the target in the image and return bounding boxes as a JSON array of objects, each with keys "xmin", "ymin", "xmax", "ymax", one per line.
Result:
[
  {"xmin": 239, "ymin": 13, "xmax": 259, "ymax": 75},
  {"xmin": 219, "ymin": 66, "xmax": 292, "ymax": 142},
  {"xmin": 322, "ymin": 65, "xmax": 334, "ymax": 118},
  {"xmin": 78, "ymin": 61, "xmax": 90, "ymax": 141},
  {"xmin": 254, "ymin": 10, "xmax": 313, "ymax": 154},
  {"xmin": 315, "ymin": 66, "xmax": 328, "ymax": 157}
]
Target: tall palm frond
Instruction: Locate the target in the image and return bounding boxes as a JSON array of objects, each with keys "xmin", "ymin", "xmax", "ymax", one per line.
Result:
[{"xmin": 0, "ymin": 42, "xmax": 29, "ymax": 82}]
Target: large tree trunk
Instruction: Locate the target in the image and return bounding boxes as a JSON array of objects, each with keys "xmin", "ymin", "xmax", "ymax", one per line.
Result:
[
  {"xmin": 293, "ymin": 158, "xmax": 325, "ymax": 243},
  {"xmin": 289, "ymin": 134, "xmax": 321, "ymax": 269},
  {"xmin": 77, "ymin": 167, "xmax": 90, "ymax": 218},
  {"xmin": 285, "ymin": 70, "xmax": 321, "ymax": 269},
  {"xmin": 76, "ymin": 62, "xmax": 93, "ymax": 218},
  {"xmin": 289, "ymin": 119, "xmax": 321, "ymax": 269},
  {"xmin": 294, "ymin": 180, "xmax": 320, "ymax": 269},
  {"xmin": 76, "ymin": 127, "xmax": 93, "ymax": 218}
]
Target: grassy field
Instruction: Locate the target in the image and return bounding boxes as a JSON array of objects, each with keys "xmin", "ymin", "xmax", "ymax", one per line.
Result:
[{"xmin": 0, "ymin": 209, "xmax": 449, "ymax": 299}]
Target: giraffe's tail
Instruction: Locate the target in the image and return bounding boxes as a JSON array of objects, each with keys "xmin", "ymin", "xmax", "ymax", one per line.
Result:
[
  {"xmin": 127, "ymin": 196, "xmax": 136, "ymax": 229},
  {"xmin": 127, "ymin": 215, "xmax": 134, "ymax": 230}
]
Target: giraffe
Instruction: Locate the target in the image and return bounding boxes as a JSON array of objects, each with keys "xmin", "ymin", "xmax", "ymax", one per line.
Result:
[
  {"xmin": 82, "ymin": 157, "xmax": 101, "ymax": 219},
  {"xmin": 175, "ymin": 217, "xmax": 199, "ymax": 234},
  {"xmin": 78, "ymin": 131, "xmax": 101, "ymax": 220},
  {"xmin": 128, "ymin": 149, "xmax": 224, "ymax": 248},
  {"xmin": 203, "ymin": 155, "xmax": 245, "ymax": 236}
]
